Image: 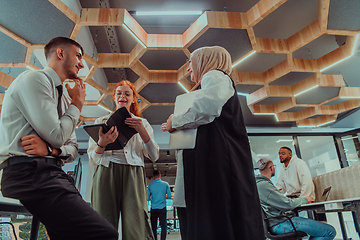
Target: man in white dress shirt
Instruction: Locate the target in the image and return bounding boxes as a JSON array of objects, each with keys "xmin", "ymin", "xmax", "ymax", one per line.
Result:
[{"xmin": 0, "ymin": 37, "xmax": 118, "ymax": 239}]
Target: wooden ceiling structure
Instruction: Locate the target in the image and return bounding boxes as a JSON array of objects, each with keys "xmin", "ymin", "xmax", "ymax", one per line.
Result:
[{"xmin": 1, "ymin": 0, "xmax": 360, "ymax": 129}]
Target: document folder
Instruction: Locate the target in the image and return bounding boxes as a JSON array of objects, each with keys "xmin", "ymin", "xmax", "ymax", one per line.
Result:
[
  {"xmin": 168, "ymin": 91, "xmax": 198, "ymax": 149},
  {"xmin": 84, "ymin": 107, "xmax": 137, "ymax": 150}
]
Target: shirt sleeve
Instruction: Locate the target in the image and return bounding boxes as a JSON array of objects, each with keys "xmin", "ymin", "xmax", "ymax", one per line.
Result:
[
  {"xmin": 60, "ymin": 131, "xmax": 79, "ymax": 163},
  {"xmin": 260, "ymin": 181, "xmax": 308, "ymax": 212},
  {"xmin": 147, "ymin": 186, "xmax": 151, "ymax": 201},
  {"xmin": 172, "ymin": 70, "xmax": 234, "ymax": 130},
  {"xmin": 10, "ymin": 71, "xmax": 79, "ymax": 148},
  {"xmin": 297, "ymin": 161, "xmax": 315, "ymax": 198},
  {"xmin": 87, "ymin": 116, "xmax": 111, "ymax": 168},
  {"xmin": 275, "ymin": 168, "xmax": 286, "ymax": 194},
  {"xmin": 141, "ymin": 118, "xmax": 159, "ymax": 162}
]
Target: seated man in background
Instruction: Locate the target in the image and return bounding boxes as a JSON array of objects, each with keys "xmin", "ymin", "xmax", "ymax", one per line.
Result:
[
  {"xmin": 255, "ymin": 157, "xmax": 336, "ymax": 239},
  {"xmin": 276, "ymin": 146, "xmax": 315, "ymax": 198}
]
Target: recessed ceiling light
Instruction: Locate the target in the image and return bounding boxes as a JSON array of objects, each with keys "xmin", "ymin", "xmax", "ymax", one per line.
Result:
[
  {"xmin": 237, "ymin": 92, "xmax": 249, "ymax": 96},
  {"xmin": 123, "ymin": 24, "xmax": 146, "ymax": 48},
  {"xmin": 316, "ymin": 119, "xmax": 336, "ymax": 127},
  {"xmin": 232, "ymin": 50, "xmax": 256, "ymax": 67},
  {"xmin": 136, "ymin": 11, "xmax": 203, "ymax": 16},
  {"xmin": 294, "ymin": 85, "xmax": 318, "ymax": 97},
  {"xmin": 178, "ymin": 82, "xmax": 189, "ymax": 93},
  {"xmin": 276, "ymin": 139, "xmax": 293, "ymax": 143}
]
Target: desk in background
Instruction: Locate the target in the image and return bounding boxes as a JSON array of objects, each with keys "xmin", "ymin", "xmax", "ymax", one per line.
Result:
[{"xmin": 296, "ymin": 197, "xmax": 360, "ymax": 240}]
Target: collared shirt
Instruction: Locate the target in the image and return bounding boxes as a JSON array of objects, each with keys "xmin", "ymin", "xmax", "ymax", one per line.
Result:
[
  {"xmin": 172, "ymin": 70, "xmax": 234, "ymax": 207},
  {"xmin": 87, "ymin": 114, "xmax": 159, "ymax": 167},
  {"xmin": 276, "ymin": 156, "xmax": 315, "ymax": 199},
  {"xmin": 0, "ymin": 67, "xmax": 80, "ymax": 163},
  {"xmin": 147, "ymin": 178, "xmax": 172, "ymax": 209}
]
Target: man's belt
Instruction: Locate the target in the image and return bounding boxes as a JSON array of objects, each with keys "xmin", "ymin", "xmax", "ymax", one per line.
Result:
[{"xmin": 0, "ymin": 156, "xmax": 62, "ymax": 170}]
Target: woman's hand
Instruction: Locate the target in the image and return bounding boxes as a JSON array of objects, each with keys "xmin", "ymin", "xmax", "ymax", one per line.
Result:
[
  {"xmin": 125, "ymin": 117, "xmax": 150, "ymax": 143},
  {"xmin": 165, "ymin": 114, "xmax": 176, "ymax": 133},
  {"xmin": 97, "ymin": 126, "xmax": 118, "ymax": 148},
  {"xmin": 161, "ymin": 123, "xmax": 168, "ymax": 132},
  {"xmin": 125, "ymin": 118, "xmax": 145, "ymax": 132}
]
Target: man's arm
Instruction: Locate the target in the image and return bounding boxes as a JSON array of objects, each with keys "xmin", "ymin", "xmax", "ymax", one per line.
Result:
[
  {"xmin": 147, "ymin": 186, "xmax": 151, "ymax": 201},
  {"xmin": 11, "ymin": 71, "xmax": 84, "ymax": 148},
  {"xmin": 297, "ymin": 161, "xmax": 315, "ymax": 198},
  {"xmin": 20, "ymin": 132, "xmax": 78, "ymax": 163},
  {"xmin": 59, "ymin": 131, "xmax": 78, "ymax": 163},
  {"xmin": 259, "ymin": 181, "xmax": 308, "ymax": 212},
  {"xmin": 275, "ymin": 168, "xmax": 286, "ymax": 194}
]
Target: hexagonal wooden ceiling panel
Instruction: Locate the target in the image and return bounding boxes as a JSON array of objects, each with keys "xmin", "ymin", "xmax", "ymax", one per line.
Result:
[{"xmin": 1, "ymin": 0, "xmax": 360, "ymax": 128}]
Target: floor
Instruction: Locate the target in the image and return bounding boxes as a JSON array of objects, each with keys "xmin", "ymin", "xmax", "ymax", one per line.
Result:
[
  {"xmin": 158, "ymin": 232, "xmax": 345, "ymax": 240},
  {"xmin": 155, "ymin": 230, "xmax": 181, "ymax": 240}
]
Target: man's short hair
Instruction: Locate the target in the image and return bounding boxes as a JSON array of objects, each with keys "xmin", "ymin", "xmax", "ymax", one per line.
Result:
[
  {"xmin": 257, "ymin": 158, "xmax": 273, "ymax": 170},
  {"xmin": 280, "ymin": 146, "xmax": 292, "ymax": 153},
  {"xmin": 44, "ymin": 37, "xmax": 84, "ymax": 60},
  {"xmin": 153, "ymin": 170, "xmax": 160, "ymax": 177}
]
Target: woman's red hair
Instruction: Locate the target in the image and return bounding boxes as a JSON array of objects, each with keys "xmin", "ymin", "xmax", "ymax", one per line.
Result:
[{"xmin": 112, "ymin": 80, "xmax": 142, "ymax": 117}]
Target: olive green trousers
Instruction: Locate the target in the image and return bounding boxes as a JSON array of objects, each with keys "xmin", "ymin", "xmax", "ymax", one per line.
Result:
[{"xmin": 91, "ymin": 162, "xmax": 154, "ymax": 240}]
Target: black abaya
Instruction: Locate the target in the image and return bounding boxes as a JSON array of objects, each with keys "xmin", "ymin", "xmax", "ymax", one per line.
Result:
[{"xmin": 182, "ymin": 73, "xmax": 265, "ymax": 240}]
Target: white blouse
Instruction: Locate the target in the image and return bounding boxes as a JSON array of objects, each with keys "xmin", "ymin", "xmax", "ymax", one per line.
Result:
[
  {"xmin": 87, "ymin": 113, "xmax": 159, "ymax": 168},
  {"xmin": 172, "ymin": 70, "xmax": 234, "ymax": 207}
]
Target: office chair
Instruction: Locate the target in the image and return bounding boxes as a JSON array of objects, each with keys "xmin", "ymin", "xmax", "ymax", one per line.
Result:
[{"xmin": 261, "ymin": 209, "xmax": 307, "ymax": 240}]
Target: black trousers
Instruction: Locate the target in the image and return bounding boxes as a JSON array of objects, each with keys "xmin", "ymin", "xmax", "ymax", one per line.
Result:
[
  {"xmin": 1, "ymin": 161, "xmax": 118, "ymax": 240},
  {"xmin": 150, "ymin": 207, "xmax": 167, "ymax": 240}
]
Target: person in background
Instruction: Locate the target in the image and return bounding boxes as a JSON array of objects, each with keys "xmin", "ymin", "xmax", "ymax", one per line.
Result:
[
  {"xmin": 256, "ymin": 157, "xmax": 336, "ymax": 239},
  {"xmin": 88, "ymin": 80, "xmax": 159, "ymax": 240},
  {"xmin": 161, "ymin": 46, "xmax": 264, "ymax": 240},
  {"xmin": 276, "ymin": 146, "xmax": 315, "ymax": 199},
  {"xmin": 0, "ymin": 37, "xmax": 118, "ymax": 239},
  {"xmin": 147, "ymin": 170, "xmax": 172, "ymax": 240}
]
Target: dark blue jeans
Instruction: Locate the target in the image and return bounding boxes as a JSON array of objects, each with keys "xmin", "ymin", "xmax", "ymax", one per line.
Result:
[
  {"xmin": 150, "ymin": 207, "xmax": 167, "ymax": 240},
  {"xmin": 271, "ymin": 216, "xmax": 336, "ymax": 240}
]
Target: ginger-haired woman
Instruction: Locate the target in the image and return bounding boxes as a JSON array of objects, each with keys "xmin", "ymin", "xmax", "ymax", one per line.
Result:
[{"xmin": 88, "ymin": 80, "xmax": 159, "ymax": 240}]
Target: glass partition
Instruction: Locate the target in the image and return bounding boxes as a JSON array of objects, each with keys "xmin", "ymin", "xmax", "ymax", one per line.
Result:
[
  {"xmin": 297, "ymin": 136, "xmax": 340, "ymax": 177},
  {"xmin": 249, "ymin": 135, "xmax": 294, "ymax": 185},
  {"xmin": 341, "ymin": 134, "xmax": 360, "ymax": 167}
]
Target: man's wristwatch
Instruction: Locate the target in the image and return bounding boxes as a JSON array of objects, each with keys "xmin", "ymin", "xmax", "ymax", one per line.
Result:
[{"xmin": 46, "ymin": 142, "xmax": 53, "ymax": 156}]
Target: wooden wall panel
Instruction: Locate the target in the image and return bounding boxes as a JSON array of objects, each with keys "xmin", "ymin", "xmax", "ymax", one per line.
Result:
[
  {"xmin": 123, "ymin": 10, "xmax": 147, "ymax": 46},
  {"xmin": 48, "ymin": 0, "xmax": 80, "ymax": 23},
  {"xmin": 255, "ymin": 38, "xmax": 289, "ymax": 53},
  {"xmin": 183, "ymin": 13, "xmax": 209, "ymax": 48},
  {"xmin": 246, "ymin": 0, "xmax": 287, "ymax": 27},
  {"xmin": 80, "ymin": 8, "xmax": 124, "ymax": 26},
  {"xmin": 147, "ymin": 34, "xmax": 183, "ymax": 49},
  {"xmin": 0, "ymin": 25, "xmax": 30, "ymax": 46},
  {"xmin": 287, "ymin": 20, "xmax": 323, "ymax": 52},
  {"xmin": 130, "ymin": 61, "xmax": 150, "ymax": 81},
  {"xmin": 97, "ymin": 53, "xmax": 129, "ymax": 68},
  {"xmin": 148, "ymin": 71, "xmax": 178, "ymax": 83},
  {"xmin": 129, "ymin": 43, "xmax": 147, "ymax": 66},
  {"xmin": 206, "ymin": 11, "xmax": 246, "ymax": 29}
]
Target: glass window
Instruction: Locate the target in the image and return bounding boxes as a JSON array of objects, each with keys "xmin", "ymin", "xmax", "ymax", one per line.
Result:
[
  {"xmin": 249, "ymin": 135, "xmax": 294, "ymax": 185},
  {"xmin": 341, "ymin": 134, "xmax": 360, "ymax": 166},
  {"xmin": 297, "ymin": 136, "xmax": 340, "ymax": 177}
]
